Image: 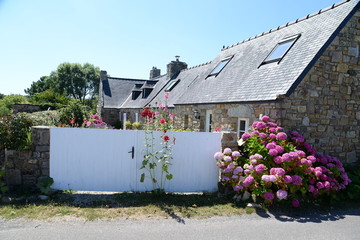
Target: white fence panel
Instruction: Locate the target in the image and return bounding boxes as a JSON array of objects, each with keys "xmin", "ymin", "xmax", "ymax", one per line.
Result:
[{"xmin": 50, "ymin": 128, "xmax": 221, "ymax": 192}]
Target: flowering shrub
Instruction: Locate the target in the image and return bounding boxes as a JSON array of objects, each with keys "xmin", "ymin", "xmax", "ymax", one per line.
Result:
[
  {"xmin": 83, "ymin": 114, "xmax": 110, "ymax": 129},
  {"xmin": 215, "ymin": 115, "xmax": 351, "ymax": 207},
  {"xmin": 140, "ymin": 93, "xmax": 175, "ymax": 193}
]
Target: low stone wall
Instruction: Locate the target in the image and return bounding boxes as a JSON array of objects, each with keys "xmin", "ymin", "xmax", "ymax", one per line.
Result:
[
  {"xmin": 221, "ymin": 132, "xmax": 238, "ymax": 151},
  {"xmin": 5, "ymin": 126, "xmax": 50, "ymax": 190},
  {"xmin": 13, "ymin": 104, "xmax": 41, "ymax": 114}
]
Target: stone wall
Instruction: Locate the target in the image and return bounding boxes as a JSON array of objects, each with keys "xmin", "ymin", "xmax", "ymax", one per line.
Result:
[
  {"xmin": 279, "ymin": 10, "xmax": 360, "ymax": 163},
  {"xmin": 13, "ymin": 104, "xmax": 41, "ymax": 114},
  {"xmin": 101, "ymin": 108, "xmax": 121, "ymax": 126},
  {"xmin": 5, "ymin": 126, "xmax": 50, "ymax": 189}
]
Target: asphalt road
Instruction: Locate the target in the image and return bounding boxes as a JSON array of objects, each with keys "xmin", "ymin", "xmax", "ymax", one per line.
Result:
[{"xmin": 1, "ymin": 208, "xmax": 360, "ymax": 240}]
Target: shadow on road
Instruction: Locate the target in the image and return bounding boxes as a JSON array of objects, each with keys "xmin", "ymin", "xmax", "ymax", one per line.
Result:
[{"xmin": 254, "ymin": 203, "xmax": 360, "ymax": 223}]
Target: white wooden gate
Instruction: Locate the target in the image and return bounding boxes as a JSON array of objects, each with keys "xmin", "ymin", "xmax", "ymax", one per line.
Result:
[{"xmin": 50, "ymin": 128, "xmax": 221, "ymax": 192}]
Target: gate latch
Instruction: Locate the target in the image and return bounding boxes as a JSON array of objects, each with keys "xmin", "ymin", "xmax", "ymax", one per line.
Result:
[{"xmin": 128, "ymin": 146, "xmax": 135, "ymax": 159}]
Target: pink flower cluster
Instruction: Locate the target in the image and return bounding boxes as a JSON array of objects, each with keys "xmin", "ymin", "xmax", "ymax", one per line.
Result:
[{"xmin": 215, "ymin": 115, "xmax": 351, "ymax": 207}]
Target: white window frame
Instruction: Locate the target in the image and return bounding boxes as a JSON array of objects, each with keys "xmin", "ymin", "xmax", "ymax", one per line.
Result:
[
  {"xmin": 238, "ymin": 118, "xmax": 249, "ymax": 138},
  {"xmin": 123, "ymin": 113, "xmax": 127, "ymax": 130},
  {"xmin": 205, "ymin": 110, "xmax": 213, "ymax": 132},
  {"xmin": 135, "ymin": 112, "xmax": 139, "ymax": 122}
]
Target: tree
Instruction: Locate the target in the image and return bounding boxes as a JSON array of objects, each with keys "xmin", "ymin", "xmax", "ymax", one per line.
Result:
[
  {"xmin": 0, "ymin": 93, "xmax": 5, "ymax": 100},
  {"xmin": 54, "ymin": 63, "xmax": 100, "ymax": 103},
  {"xmin": 24, "ymin": 75, "xmax": 54, "ymax": 96},
  {"xmin": 0, "ymin": 94, "xmax": 29, "ymax": 117}
]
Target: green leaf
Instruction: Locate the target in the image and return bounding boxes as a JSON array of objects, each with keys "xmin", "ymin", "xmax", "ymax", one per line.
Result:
[
  {"xmin": 166, "ymin": 174, "xmax": 173, "ymax": 180},
  {"xmin": 140, "ymin": 173, "xmax": 145, "ymax": 183}
]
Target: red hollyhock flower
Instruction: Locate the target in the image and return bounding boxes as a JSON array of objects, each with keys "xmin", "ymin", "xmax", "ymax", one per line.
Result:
[
  {"xmin": 70, "ymin": 118, "xmax": 76, "ymax": 124},
  {"xmin": 163, "ymin": 135, "xmax": 170, "ymax": 142},
  {"xmin": 158, "ymin": 118, "xmax": 166, "ymax": 124}
]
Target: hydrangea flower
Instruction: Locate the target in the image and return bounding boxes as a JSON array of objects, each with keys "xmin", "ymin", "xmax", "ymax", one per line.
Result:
[
  {"xmin": 243, "ymin": 176, "xmax": 254, "ymax": 187},
  {"xmin": 264, "ymin": 192, "xmax": 274, "ymax": 200},
  {"xmin": 276, "ymin": 190, "xmax": 288, "ymax": 200},
  {"xmin": 255, "ymin": 164, "xmax": 266, "ymax": 173},
  {"xmin": 214, "ymin": 152, "xmax": 224, "ymax": 159},
  {"xmin": 292, "ymin": 199, "xmax": 300, "ymax": 208},
  {"xmin": 232, "ymin": 151, "xmax": 241, "ymax": 157},
  {"xmin": 261, "ymin": 115, "xmax": 270, "ymax": 122},
  {"xmin": 223, "ymin": 156, "xmax": 232, "ymax": 162},
  {"xmin": 269, "ymin": 149, "xmax": 279, "ymax": 156},
  {"xmin": 291, "ymin": 175, "xmax": 302, "ymax": 185},
  {"xmin": 233, "ymin": 167, "xmax": 243, "ymax": 175},
  {"xmin": 223, "ymin": 148, "xmax": 232, "ymax": 154},
  {"xmin": 241, "ymin": 133, "xmax": 251, "ymax": 140},
  {"xmin": 276, "ymin": 132, "xmax": 287, "ymax": 140},
  {"xmin": 284, "ymin": 175, "xmax": 292, "ymax": 183}
]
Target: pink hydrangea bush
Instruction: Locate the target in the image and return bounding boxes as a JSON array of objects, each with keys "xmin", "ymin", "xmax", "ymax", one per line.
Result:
[{"xmin": 215, "ymin": 115, "xmax": 351, "ymax": 207}]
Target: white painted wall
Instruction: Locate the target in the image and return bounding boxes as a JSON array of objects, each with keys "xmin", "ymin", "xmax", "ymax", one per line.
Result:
[{"xmin": 50, "ymin": 128, "xmax": 221, "ymax": 192}]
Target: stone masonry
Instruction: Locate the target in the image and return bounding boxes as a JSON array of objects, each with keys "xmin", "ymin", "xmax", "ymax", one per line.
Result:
[{"xmin": 5, "ymin": 126, "xmax": 50, "ymax": 189}]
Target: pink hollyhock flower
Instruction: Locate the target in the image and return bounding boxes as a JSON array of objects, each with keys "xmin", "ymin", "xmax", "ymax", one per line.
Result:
[
  {"xmin": 243, "ymin": 176, "xmax": 254, "ymax": 187},
  {"xmin": 241, "ymin": 133, "xmax": 251, "ymax": 140},
  {"xmin": 276, "ymin": 132, "xmax": 287, "ymax": 140},
  {"xmin": 292, "ymin": 199, "xmax": 300, "ymax": 208},
  {"xmin": 291, "ymin": 175, "xmax": 302, "ymax": 185},
  {"xmin": 233, "ymin": 185, "xmax": 243, "ymax": 191},
  {"xmin": 223, "ymin": 148, "xmax": 232, "ymax": 154},
  {"xmin": 232, "ymin": 151, "xmax": 241, "ymax": 157},
  {"xmin": 284, "ymin": 175, "xmax": 292, "ymax": 183},
  {"xmin": 255, "ymin": 164, "xmax": 266, "ymax": 173},
  {"xmin": 276, "ymin": 190, "xmax": 288, "ymax": 200},
  {"xmin": 233, "ymin": 167, "xmax": 243, "ymax": 175},
  {"xmin": 269, "ymin": 149, "xmax": 278, "ymax": 156},
  {"xmin": 261, "ymin": 115, "xmax": 270, "ymax": 122},
  {"xmin": 164, "ymin": 92, "xmax": 169, "ymax": 99},
  {"xmin": 214, "ymin": 127, "xmax": 221, "ymax": 132},
  {"xmin": 49, "ymin": 114, "xmax": 53, "ymax": 118},
  {"xmin": 223, "ymin": 156, "xmax": 232, "ymax": 162},
  {"xmin": 158, "ymin": 118, "xmax": 166, "ymax": 124},
  {"xmin": 264, "ymin": 192, "xmax": 275, "ymax": 200},
  {"xmin": 169, "ymin": 113, "xmax": 175, "ymax": 118}
]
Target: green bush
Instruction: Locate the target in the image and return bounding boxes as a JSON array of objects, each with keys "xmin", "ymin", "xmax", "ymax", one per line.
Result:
[
  {"xmin": 58, "ymin": 100, "xmax": 90, "ymax": 127},
  {"xmin": 30, "ymin": 89, "xmax": 70, "ymax": 110},
  {"xmin": 125, "ymin": 120, "xmax": 132, "ymax": 129},
  {"xmin": 132, "ymin": 121, "xmax": 142, "ymax": 130},
  {"xmin": 22, "ymin": 110, "xmax": 60, "ymax": 126},
  {"xmin": 0, "ymin": 113, "xmax": 33, "ymax": 150}
]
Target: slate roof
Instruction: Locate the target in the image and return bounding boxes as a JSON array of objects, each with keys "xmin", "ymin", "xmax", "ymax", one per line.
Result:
[
  {"xmin": 102, "ymin": 0, "xmax": 359, "ymax": 109},
  {"xmin": 101, "ymin": 77, "xmax": 146, "ymax": 108},
  {"xmin": 120, "ymin": 74, "xmax": 168, "ymax": 109},
  {"xmin": 173, "ymin": 0, "xmax": 360, "ymax": 105}
]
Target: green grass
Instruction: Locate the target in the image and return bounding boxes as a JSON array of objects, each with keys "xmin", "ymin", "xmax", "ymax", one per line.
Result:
[
  {"xmin": 0, "ymin": 192, "xmax": 255, "ymax": 221},
  {"xmin": 1, "ymin": 191, "xmax": 359, "ymax": 221}
]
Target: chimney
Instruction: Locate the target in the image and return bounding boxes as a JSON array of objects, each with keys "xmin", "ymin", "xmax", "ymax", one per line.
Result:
[
  {"xmin": 166, "ymin": 56, "xmax": 187, "ymax": 80},
  {"xmin": 149, "ymin": 66, "xmax": 161, "ymax": 79},
  {"xmin": 100, "ymin": 70, "xmax": 107, "ymax": 81}
]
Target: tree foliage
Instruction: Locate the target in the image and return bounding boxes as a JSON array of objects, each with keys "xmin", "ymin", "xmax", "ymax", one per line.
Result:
[
  {"xmin": 25, "ymin": 63, "xmax": 100, "ymax": 103},
  {"xmin": 29, "ymin": 89, "xmax": 71, "ymax": 110},
  {"xmin": 0, "ymin": 94, "xmax": 29, "ymax": 117}
]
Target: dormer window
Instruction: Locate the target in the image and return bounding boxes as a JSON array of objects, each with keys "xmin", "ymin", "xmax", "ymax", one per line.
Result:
[
  {"xmin": 207, "ymin": 56, "xmax": 232, "ymax": 78},
  {"xmin": 261, "ymin": 34, "xmax": 300, "ymax": 65},
  {"xmin": 165, "ymin": 79, "xmax": 180, "ymax": 92}
]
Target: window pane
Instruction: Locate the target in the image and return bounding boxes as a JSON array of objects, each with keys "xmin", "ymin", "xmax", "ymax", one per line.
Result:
[
  {"xmin": 209, "ymin": 58, "xmax": 231, "ymax": 75},
  {"xmin": 265, "ymin": 39, "xmax": 296, "ymax": 62},
  {"xmin": 239, "ymin": 120, "xmax": 246, "ymax": 131}
]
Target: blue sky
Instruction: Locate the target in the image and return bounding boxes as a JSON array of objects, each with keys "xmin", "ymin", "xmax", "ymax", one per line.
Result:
[{"xmin": 0, "ymin": 0, "xmax": 338, "ymax": 95}]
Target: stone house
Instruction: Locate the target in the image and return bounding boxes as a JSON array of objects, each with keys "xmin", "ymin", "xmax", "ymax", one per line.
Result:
[{"xmin": 98, "ymin": 0, "xmax": 360, "ymax": 163}]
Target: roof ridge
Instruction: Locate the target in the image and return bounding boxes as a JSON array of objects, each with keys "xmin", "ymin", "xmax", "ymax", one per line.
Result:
[
  {"xmin": 182, "ymin": 61, "xmax": 213, "ymax": 71},
  {"xmin": 221, "ymin": 0, "xmax": 352, "ymax": 51},
  {"xmin": 107, "ymin": 77, "xmax": 147, "ymax": 81}
]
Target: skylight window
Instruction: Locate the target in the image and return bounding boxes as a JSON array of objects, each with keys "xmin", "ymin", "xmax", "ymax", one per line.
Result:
[
  {"xmin": 165, "ymin": 79, "xmax": 180, "ymax": 92},
  {"xmin": 207, "ymin": 56, "xmax": 232, "ymax": 78},
  {"xmin": 262, "ymin": 34, "xmax": 300, "ymax": 65}
]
